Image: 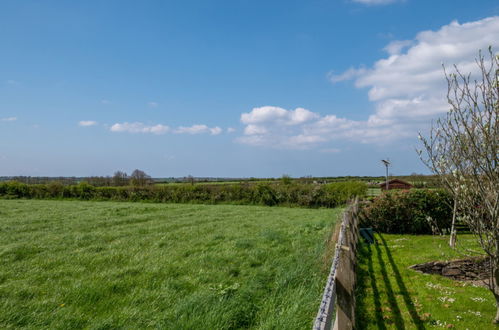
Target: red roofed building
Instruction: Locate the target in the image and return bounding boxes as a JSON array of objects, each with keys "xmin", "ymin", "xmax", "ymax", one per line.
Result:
[{"xmin": 379, "ymin": 179, "xmax": 413, "ymax": 190}]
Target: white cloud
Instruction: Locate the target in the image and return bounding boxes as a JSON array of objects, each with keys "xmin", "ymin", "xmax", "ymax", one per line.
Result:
[
  {"xmin": 289, "ymin": 107, "xmax": 320, "ymax": 124},
  {"xmin": 110, "ymin": 122, "xmax": 170, "ymax": 134},
  {"xmin": 227, "ymin": 127, "xmax": 236, "ymax": 133},
  {"xmin": 352, "ymin": 0, "xmax": 400, "ymax": 5},
  {"xmin": 241, "ymin": 106, "xmax": 319, "ymax": 125},
  {"xmin": 240, "ymin": 106, "xmax": 287, "ymax": 124},
  {"xmin": 209, "ymin": 126, "xmax": 223, "ymax": 135},
  {"xmin": 244, "ymin": 124, "xmax": 268, "ymax": 136},
  {"xmin": 238, "ymin": 106, "xmax": 334, "ymax": 149},
  {"xmin": 236, "ymin": 16, "xmax": 495, "ymax": 150},
  {"xmin": 1, "ymin": 117, "xmax": 17, "ymax": 122},
  {"xmin": 238, "ymin": 106, "xmax": 363, "ymax": 149},
  {"xmin": 78, "ymin": 120, "xmax": 98, "ymax": 127},
  {"xmin": 238, "ymin": 105, "xmax": 406, "ymax": 148},
  {"xmin": 383, "ymin": 40, "xmax": 414, "ymax": 55},
  {"xmin": 148, "ymin": 101, "xmax": 158, "ymax": 108},
  {"xmin": 174, "ymin": 124, "xmax": 222, "ymax": 135},
  {"xmin": 101, "ymin": 99, "xmax": 111, "ymax": 104},
  {"xmin": 109, "ymin": 122, "xmax": 223, "ymax": 136},
  {"xmin": 328, "ymin": 67, "xmax": 367, "ymax": 83},
  {"xmin": 353, "ymin": 17, "xmax": 499, "ymax": 127},
  {"xmin": 238, "ymin": 17, "xmax": 499, "ymax": 149}
]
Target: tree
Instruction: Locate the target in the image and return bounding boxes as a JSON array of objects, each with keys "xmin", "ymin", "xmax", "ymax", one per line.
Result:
[
  {"xmin": 87, "ymin": 176, "xmax": 112, "ymax": 187},
  {"xmin": 130, "ymin": 169, "xmax": 151, "ymax": 186},
  {"xmin": 418, "ymin": 47, "xmax": 499, "ymax": 323},
  {"xmin": 281, "ymin": 174, "xmax": 292, "ymax": 185},
  {"xmin": 186, "ymin": 175, "xmax": 195, "ymax": 185},
  {"xmin": 112, "ymin": 171, "xmax": 129, "ymax": 186}
]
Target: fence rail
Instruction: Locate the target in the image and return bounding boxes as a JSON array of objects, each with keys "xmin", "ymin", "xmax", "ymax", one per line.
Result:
[{"xmin": 313, "ymin": 199, "xmax": 360, "ymax": 330}]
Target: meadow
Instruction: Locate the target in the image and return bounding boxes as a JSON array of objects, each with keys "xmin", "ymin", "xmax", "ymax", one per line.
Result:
[{"xmin": 0, "ymin": 199, "xmax": 341, "ymax": 329}]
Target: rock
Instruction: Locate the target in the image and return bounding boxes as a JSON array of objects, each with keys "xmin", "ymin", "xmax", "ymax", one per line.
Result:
[
  {"xmin": 465, "ymin": 272, "xmax": 477, "ymax": 278},
  {"xmin": 411, "ymin": 257, "xmax": 491, "ymax": 286},
  {"xmin": 442, "ymin": 267, "xmax": 462, "ymax": 276}
]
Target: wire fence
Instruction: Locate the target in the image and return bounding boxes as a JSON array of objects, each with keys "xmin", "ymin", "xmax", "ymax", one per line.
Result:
[{"xmin": 313, "ymin": 199, "xmax": 360, "ymax": 330}]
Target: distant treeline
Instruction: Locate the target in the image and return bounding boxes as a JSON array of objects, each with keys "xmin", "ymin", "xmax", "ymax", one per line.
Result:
[
  {"xmin": 0, "ymin": 169, "xmax": 152, "ymax": 187},
  {"xmin": 0, "ymin": 174, "xmax": 443, "ymax": 188},
  {"xmin": 0, "ymin": 181, "xmax": 367, "ymax": 208}
]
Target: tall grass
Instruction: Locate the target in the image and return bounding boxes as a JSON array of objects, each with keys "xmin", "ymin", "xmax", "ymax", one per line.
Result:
[{"xmin": 0, "ymin": 199, "xmax": 342, "ymax": 329}]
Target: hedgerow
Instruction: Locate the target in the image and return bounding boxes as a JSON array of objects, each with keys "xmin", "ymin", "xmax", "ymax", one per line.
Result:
[
  {"xmin": 360, "ymin": 189, "xmax": 453, "ymax": 234},
  {"xmin": 0, "ymin": 181, "xmax": 367, "ymax": 208}
]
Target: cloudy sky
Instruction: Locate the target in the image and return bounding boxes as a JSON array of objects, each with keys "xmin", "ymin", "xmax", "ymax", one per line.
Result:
[{"xmin": 1, "ymin": 0, "xmax": 498, "ymax": 177}]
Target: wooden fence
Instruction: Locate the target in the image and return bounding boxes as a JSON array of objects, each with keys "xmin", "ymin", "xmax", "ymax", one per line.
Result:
[{"xmin": 313, "ymin": 199, "xmax": 360, "ymax": 330}]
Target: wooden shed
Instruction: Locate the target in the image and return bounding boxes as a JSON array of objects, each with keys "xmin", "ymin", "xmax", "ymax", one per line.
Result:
[{"xmin": 379, "ymin": 179, "xmax": 412, "ymax": 190}]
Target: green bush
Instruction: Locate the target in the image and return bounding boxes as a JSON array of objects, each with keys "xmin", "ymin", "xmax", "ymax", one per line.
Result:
[
  {"xmin": 46, "ymin": 181, "xmax": 64, "ymax": 198},
  {"xmin": 323, "ymin": 181, "xmax": 368, "ymax": 207},
  {"xmin": 360, "ymin": 189, "xmax": 453, "ymax": 234},
  {"xmin": 254, "ymin": 184, "xmax": 278, "ymax": 206}
]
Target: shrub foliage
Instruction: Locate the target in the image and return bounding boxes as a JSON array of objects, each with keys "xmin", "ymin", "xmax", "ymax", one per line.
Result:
[
  {"xmin": 360, "ymin": 189, "xmax": 453, "ymax": 234},
  {"xmin": 0, "ymin": 180, "xmax": 367, "ymax": 208}
]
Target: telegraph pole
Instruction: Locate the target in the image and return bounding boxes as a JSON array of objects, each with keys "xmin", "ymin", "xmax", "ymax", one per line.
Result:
[{"xmin": 381, "ymin": 159, "xmax": 390, "ymax": 190}]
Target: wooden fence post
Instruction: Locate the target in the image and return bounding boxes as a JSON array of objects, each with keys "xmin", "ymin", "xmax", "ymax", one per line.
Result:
[
  {"xmin": 314, "ymin": 199, "xmax": 359, "ymax": 330},
  {"xmin": 333, "ymin": 200, "xmax": 359, "ymax": 330}
]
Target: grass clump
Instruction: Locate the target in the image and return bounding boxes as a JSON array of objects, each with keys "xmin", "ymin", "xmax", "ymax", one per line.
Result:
[{"xmin": 0, "ymin": 199, "xmax": 341, "ymax": 329}]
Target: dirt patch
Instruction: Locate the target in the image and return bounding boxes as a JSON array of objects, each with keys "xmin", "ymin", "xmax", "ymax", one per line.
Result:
[{"xmin": 410, "ymin": 257, "xmax": 491, "ymax": 285}]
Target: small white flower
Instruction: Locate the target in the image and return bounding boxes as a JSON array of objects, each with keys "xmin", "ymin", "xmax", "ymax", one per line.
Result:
[
  {"xmin": 471, "ymin": 297, "xmax": 486, "ymax": 302},
  {"xmin": 467, "ymin": 310, "xmax": 482, "ymax": 316}
]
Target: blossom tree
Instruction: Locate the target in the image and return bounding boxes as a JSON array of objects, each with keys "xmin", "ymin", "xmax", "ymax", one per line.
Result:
[{"xmin": 418, "ymin": 47, "xmax": 499, "ymax": 323}]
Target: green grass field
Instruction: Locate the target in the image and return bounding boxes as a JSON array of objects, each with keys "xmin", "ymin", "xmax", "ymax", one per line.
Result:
[
  {"xmin": 356, "ymin": 233, "xmax": 495, "ymax": 329},
  {"xmin": 0, "ymin": 199, "xmax": 341, "ymax": 329}
]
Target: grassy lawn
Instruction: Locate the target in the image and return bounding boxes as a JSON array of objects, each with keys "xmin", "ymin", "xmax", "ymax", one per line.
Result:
[
  {"xmin": 0, "ymin": 199, "xmax": 341, "ymax": 329},
  {"xmin": 356, "ymin": 233, "xmax": 495, "ymax": 329}
]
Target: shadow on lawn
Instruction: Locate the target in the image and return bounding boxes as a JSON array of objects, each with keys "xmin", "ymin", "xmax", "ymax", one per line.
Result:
[
  {"xmin": 356, "ymin": 234, "xmax": 424, "ymax": 329},
  {"xmin": 356, "ymin": 243, "xmax": 388, "ymax": 330}
]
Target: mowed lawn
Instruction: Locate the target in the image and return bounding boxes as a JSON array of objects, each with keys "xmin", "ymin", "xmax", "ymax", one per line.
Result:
[
  {"xmin": 0, "ymin": 199, "xmax": 341, "ymax": 329},
  {"xmin": 356, "ymin": 234, "xmax": 495, "ymax": 329}
]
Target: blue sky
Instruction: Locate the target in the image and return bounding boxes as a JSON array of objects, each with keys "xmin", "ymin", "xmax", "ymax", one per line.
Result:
[{"xmin": 1, "ymin": 0, "xmax": 498, "ymax": 177}]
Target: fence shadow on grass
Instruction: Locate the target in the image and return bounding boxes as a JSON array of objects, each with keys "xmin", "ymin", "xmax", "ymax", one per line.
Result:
[
  {"xmin": 373, "ymin": 239, "xmax": 406, "ymax": 329},
  {"xmin": 355, "ymin": 243, "xmax": 387, "ymax": 330},
  {"xmin": 356, "ymin": 234, "xmax": 424, "ymax": 329},
  {"xmin": 378, "ymin": 234, "xmax": 425, "ymax": 330}
]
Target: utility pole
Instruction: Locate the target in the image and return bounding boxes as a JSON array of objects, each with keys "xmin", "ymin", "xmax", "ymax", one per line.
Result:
[{"xmin": 381, "ymin": 159, "xmax": 390, "ymax": 190}]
